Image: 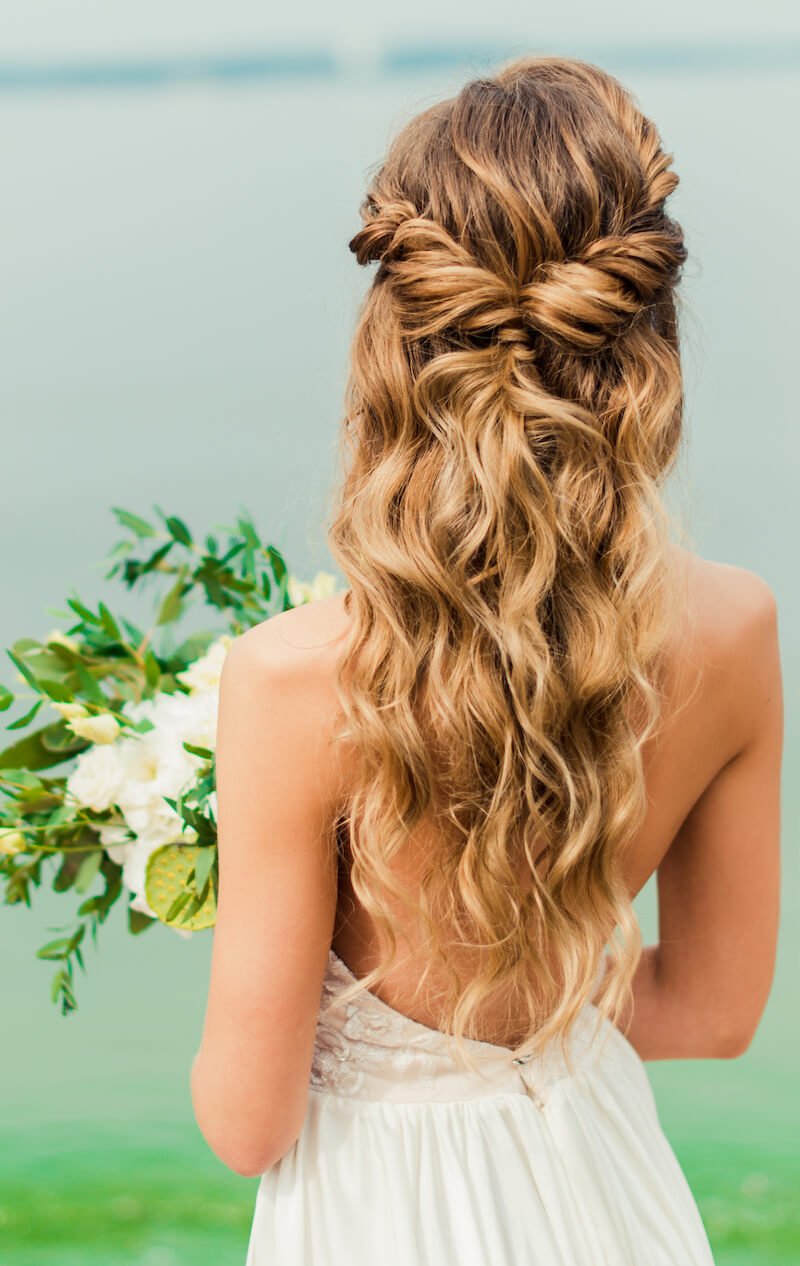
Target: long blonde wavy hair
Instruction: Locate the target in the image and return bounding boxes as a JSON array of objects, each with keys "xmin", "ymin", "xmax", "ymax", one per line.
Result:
[{"xmin": 324, "ymin": 54, "xmax": 689, "ymax": 1072}]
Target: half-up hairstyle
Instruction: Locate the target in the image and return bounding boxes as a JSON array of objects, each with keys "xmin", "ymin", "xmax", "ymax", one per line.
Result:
[{"xmin": 325, "ymin": 54, "xmax": 689, "ymax": 1072}]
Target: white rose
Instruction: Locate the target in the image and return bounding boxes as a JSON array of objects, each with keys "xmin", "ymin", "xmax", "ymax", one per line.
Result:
[
  {"xmin": 175, "ymin": 636, "xmax": 232, "ymax": 695},
  {"xmin": 67, "ymin": 713, "xmax": 121, "ymax": 744},
  {"xmin": 66, "ymin": 744, "xmax": 125, "ymax": 812},
  {"xmin": 97, "ymin": 821, "xmax": 133, "ymax": 865}
]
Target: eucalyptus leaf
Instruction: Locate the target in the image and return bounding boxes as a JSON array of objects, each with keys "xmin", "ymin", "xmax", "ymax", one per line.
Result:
[
  {"xmin": 128, "ymin": 907, "xmax": 156, "ymax": 935},
  {"xmin": 75, "ymin": 663, "xmax": 106, "ymax": 706},
  {"xmin": 66, "ymin": 595, "xmax": 102, "ymax": 626},
  {"xmin": 53, "ymin": 850, "xmax": 88, "ymax": 893},
  {"xmin": 193, "ymin": 846, "xmax": 215, "ymax": 894},
  {"xmin": 144, "ymin": 648, "xmax": 161, "ymax": 688},
  {"xmin": 36, "ymin": 937, "xmax": 72, "ymax": 960},
  {"xmin": 6, "ymin": 650, "xmax": 39, "ymax": 690},
  {"xmin": 12, "ymin": 638, "xmax": 43, "ymax": 654},
  {"xmin": 98, "ymin": 603, "xmax": 122, "ymax": 641},
  {"xmin": 36, "ymin": 678, "xmax": 74, "ymax": 703},
  {"xmin": 267, "ymin": 545, "xmax": 287, "ymax": 583},
  {"xmin": 111, "ymin": 507, "xmax": 158, "ymax": 538},
  {"xmin": 74, "ymin": 849, "xmax": 103, "ymax": 894},
  {"xmin": 50, "ymin": 969, "xmax": 67, "ymax": 1003},
  {"xmin": 165, "ymin": 889, "xmax": 191, "ymax": 921},
  {"xmin": 166, "ymin": 516, "xmax": 193, "ymax": 547},
  {"xmin": 40, "ymin": 722, "xmax": 89, "ymax": 755},
  {"xmin": 0, "ymin": 722, "xmax": 90, "ymax": 771},
  {"xmin": 6, "ymin": 698, "xmax": 44, "ymax": 730},
  {"xmin": 156, "ymin": 564, "xmax": 191, "ymax": 626}
]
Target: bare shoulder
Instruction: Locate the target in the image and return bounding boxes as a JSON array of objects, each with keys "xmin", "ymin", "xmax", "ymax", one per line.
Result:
[
  {"xmin": 224, "ymin": 591, "xmax": 353, "ymax": 678},
  {"xmin": 679, "ymin": 549, "xmax": 778, "ymax": 659},
  {"xmin": 674, "ymin": 547, "xmax": 781, "ymax": 757},
  {"xmin": 220, "ymin": 584, "xmax": 354, "ymax": 729}
]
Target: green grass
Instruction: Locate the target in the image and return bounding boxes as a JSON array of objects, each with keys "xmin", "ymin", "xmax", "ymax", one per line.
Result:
[
  {"xmin": 1, "ymin": 1124, "xmax": 797, "ymax": 1264},
  {"xmin": 682, "ymin": 1142, "xmax": 800, "ymax": 1264}
]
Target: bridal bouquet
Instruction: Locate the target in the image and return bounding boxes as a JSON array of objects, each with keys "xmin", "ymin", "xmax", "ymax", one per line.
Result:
[{"xmin": 0, "ymin": 506, "xmax": 339, "ymax": 1014}]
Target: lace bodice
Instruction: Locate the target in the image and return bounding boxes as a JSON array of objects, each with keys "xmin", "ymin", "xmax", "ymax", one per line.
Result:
[{"xmin": 309, "ymin": 948, "xmax": 617, "ymax": 1106}]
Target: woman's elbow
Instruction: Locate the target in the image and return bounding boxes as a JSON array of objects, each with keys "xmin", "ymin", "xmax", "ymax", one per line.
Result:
[
  {"xmin": 192, "ymin": 1106, "xmax": 278, "ymax": 1178},
  {"xmin": 706, "ymin": 1013, "xmax": 761, "ymax": 1060},
  {"xmin": 190, "ymin": 1054, "xmax": 282, "ymax": 1178}
]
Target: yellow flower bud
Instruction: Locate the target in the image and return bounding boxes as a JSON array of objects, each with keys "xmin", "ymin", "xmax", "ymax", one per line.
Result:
[
  {"xmin": 67, "ymin": 713, "xmax": 121, "ymax": 745},
  {"xmin": 0, "ymin": 829, "xmax": 26, "ymax": 856},
  {"xmin": 52, "ymin": 701, "xmax": 90, "ymax": 721}
]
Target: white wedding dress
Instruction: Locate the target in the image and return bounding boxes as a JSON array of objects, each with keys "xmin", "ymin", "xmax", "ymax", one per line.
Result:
[{"xmin": 245, "ymin": 947, "xmax": 715, "ymax": 1264}]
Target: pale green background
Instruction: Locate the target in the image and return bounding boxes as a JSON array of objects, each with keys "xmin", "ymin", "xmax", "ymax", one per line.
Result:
[{"xmin": 0, "ymin": 3, "xmax": 798, "ymax": 1262}]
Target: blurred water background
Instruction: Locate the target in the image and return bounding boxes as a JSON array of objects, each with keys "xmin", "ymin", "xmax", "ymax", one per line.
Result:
[{"xmin": 0, "ymin": 2, "xmax": 798, "ymax": 1262}]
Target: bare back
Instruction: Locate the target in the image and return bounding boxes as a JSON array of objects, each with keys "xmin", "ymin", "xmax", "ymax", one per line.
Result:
[{"xmin": 277, "ymin": 548, "xmax": 782, "ymax": 1050}]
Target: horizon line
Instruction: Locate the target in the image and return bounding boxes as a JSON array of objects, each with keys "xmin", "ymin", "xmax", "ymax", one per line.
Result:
[{"xmin": 0, "ymin": 38, "xmax": 799, "ymax": 93}]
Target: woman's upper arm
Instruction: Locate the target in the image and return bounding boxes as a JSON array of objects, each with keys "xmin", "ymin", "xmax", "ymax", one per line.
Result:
[
  {"xmin": 191, "ymin": 618, "xmax": 342, "ymax": 1175},
  {"xmin": 654, "ymin": 575, "xmax": 783, "ymax": 1055}
]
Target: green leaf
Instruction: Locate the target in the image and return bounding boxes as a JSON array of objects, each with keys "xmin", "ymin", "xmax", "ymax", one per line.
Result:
[
  {"xmin": 53, "ymin": 851, "xmax": 88, "ymax": 893},
  {"xmin": 165, "ymin": 889, "xmax": 191, "ymax": 921},
  {"xmin": 128, "ymin": 907, "xmax": 156, "ymax": 934},
  {"xmin": 127, "ymin": 716, "xmax": 155, "ymax": 734},
  {"xmin": 143, "ymin": 648, "xmax": 161, "ymax": 688},
  {"xmin": 182, "ymin": 741, "xmax": 213, "ymax": 760},
  {"xmin": 111, "ymin": 507, "xmax": 158, "ymax": 538},
  {"xmin": 36, "ymin": 678, "xmax": 73, "ymax": 703},
  {"xmin": 98, "ymin": 603, "xmax": 122, "ymax": 641},
  {"xmin": 170, "ymin": 632, "xmax": 216, "ymax": 666},
  {"xmin": 75, "ymin": 663, "xmax": 106, "ymax": 706},
  {"xmin": 267, "ymin": 545, "xmax": 287, "ymax": 583},
  {"xmin": 74, "ymin": 849, "xmax": 103, "ymax": 894},
  {"xmin": 36, "ymin": 937, "xmax": 72, "ymax": 960},
  {"xmin": 0, "ymin": 766, "xmax": 43, "ymax": 789},
  {"xmin": 41, "ymin": 721, "xmax": 89, "ymax": 755},
  {"xmin": 66, "ymin": 595, "xmax": 103, "ymax": 625},
  {"xmin": 68, "ymin": 923, "xmax": 86, "ymax": 951},
  {"xmin": 6, "ymin": 649, "xmax": 39, "ymax": 690},
  {"xmin": 177, "ymin": 891, "xmax": 206, "ymax": 922},
  {"xmin": 50, "ymin": 968, "xmax": 67, "ymax": 1003},
  {"xmin": 0, "ymin": 722, "xmax": 89, "ymax": 771},
  {"xmin": 12, "ymin": 638, "xmax": 43, "ymax": 654},
  {"xmin": 31, "ymin": 648, "xmax": 74, "ymax": 674},
  {"xmin": 0, "ymin": 685, "xmax": 15, "ymax": 712},
  {"xmin": 156, "ymin": 564, "xmax": 189, "ymax": 627},
  {"xmin": 166, "ymin": 516, "xmax": 193, "ymax": 547},
  {"xmin": 6, "ymin": 698, "xmax": 43, "ymax": 730},
  {"xmin": 193, "ymin": 846, "xmax": 215, "ymax": 895}
]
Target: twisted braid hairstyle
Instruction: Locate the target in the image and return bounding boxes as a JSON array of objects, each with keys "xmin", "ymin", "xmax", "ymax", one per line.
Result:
[{"xmin": 325, "ymin": 55, "xmax": 689, "ymax": 1069}]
